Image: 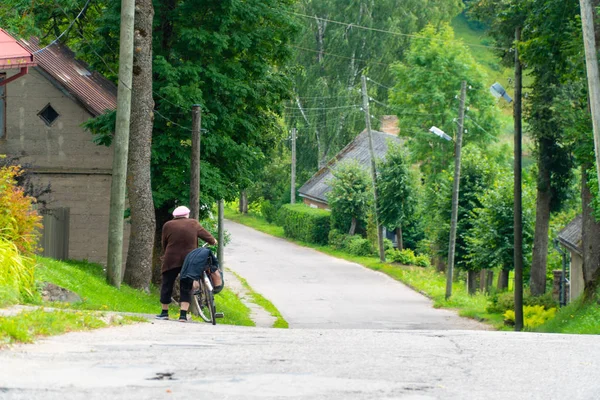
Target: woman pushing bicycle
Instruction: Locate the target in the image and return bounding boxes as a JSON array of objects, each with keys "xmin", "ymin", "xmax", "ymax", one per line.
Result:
[{"xmin": 157, "ymin": 205, "xmax": 217, "ymax": 322}]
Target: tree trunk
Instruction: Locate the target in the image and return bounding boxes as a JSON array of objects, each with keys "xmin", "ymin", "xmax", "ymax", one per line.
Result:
[
  {"xmin": 498, "ymin": 269, "xmax": 509, "ymax": 291},
  {"xmin": 349, "ymin": 217, "xmax": 357, "ymax": 236},
  {"xmin": 396, "ymin": 227, "xmax": 403, "ymax": 250},
  {"xmin": 239, "ymin": 190, "xmax": 248, "ymax": 214},
  {"xmin": 479, "ymin": 270, "xmax": 487, "ymax": 292},
  {"xmin": 530, "ymin": 157, "xmax": 551, "ymax": 296},
  {"xmin": 123, "ymin": 0, "xmax": 156, "ymax": 291},
  {"xmin": 581, "ymin": 166, "xmax": 600, "ymax": 299},
  {"xmin": 467, "ymin": 270, "xmax": 477, "ymax": 295}
]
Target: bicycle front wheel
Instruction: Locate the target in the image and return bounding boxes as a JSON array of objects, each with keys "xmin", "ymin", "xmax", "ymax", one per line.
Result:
[{"xmin": 203, "ymin": 279, "xmax": 216, "ymax": 325}]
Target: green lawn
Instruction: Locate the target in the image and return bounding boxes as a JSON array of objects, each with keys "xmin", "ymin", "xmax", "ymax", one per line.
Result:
[
  {"xmin": 34, "ymin": 257, "xmax": 254, "ymax": 326},
  {"xmin": 536, "ymin": 296, "xmax": 600, "ymax": 334}
]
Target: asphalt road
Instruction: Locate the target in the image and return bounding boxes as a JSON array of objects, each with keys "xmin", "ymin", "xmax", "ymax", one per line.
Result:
[
  {"xmin": 2, "ymin": 221, "xmax": 598, "ymax": 399},
  {"xmin": 223, "ymin": 220, "xmax": 485, "ymax": 330},
  {"xmin": 1, "ymin": 322, "xmax": 599, "ymax": 400}
]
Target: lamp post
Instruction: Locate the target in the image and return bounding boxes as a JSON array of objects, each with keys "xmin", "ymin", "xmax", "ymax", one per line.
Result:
[{"xmin": 491, "ymin": 77, "xmax": 524, "ymax": 331}]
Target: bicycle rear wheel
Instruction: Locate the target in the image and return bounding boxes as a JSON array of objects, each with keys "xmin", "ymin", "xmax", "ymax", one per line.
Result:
[{"xmin": 192, "ymin": 284, "xmax": 211, "ymax": 323}]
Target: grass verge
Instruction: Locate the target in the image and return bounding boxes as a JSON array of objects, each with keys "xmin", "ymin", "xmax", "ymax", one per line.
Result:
[
  {"xmin": 230, "ymin": 271, "xmax": 288, "ymax": 329},
  {"xmin": 0, "ymin": 308, "xmax": 142, "ymax": 346},
  {"xmin": 34, "ymin": 257, "xmax": 254, "ymax": 326},
  {"xmin": 225, "ymin": 208, "xmax": 503, "ymax": 329},
  {"xmin": 535, "ymin": 296, "xmax": 600, "ymax": 334}
]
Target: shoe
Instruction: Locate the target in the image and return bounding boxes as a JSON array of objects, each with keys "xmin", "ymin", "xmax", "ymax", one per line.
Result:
[
  {"xmin": 155, "ymin": 314, "xmax": 169, "ymax": 320},
  {"xmin": 178, "ymin": 317, "xmax": 188, "ymax": 322}
]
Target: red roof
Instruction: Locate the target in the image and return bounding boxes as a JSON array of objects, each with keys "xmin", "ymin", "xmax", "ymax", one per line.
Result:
[
  {"xmin": 19, "ymin": 38, "xmax": 116, "ymax": 116},
  {"xmin": 0, "ymin": 28, "xmax": 36, "ymax": 69}
]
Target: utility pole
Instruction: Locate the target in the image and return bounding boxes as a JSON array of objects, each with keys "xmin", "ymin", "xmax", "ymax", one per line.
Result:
[
  {"xmin": 445, "ymin": 80, "xmax": 467, "ymax": 300},
  {"xmin": 291, "ymin": 127, "xmax": 297, "ymax": 204},
  {"xmin": 361, "ymin": 75, "xmax": 385, "ymax": 262},
  {"xmin": 106, "ymin": 0, "xmax": 135, "ymax": 288},
  {"xmin": 580, "ymin": 0, "xmax": 600, "ymax": 197},
  {"xmin": 190, "ymin": 105, "xmax": 201, "ymax": 220},
  {"xmin": 513, "ymin": 27, "xmax": 524, "ymax": 331},
  {"xmin": 218, "ymin": 199, "xmax": 224, "ymax": 272}
]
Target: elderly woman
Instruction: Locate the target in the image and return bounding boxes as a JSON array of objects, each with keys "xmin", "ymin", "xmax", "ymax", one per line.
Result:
[{"xmin": 157, "ymin": 205, "xmax": 217, "ymax": 321}]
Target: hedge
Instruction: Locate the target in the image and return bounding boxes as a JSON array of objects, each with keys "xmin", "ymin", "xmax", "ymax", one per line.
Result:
[{"xmin": 279, "ymin": 204, "xmax": 331, "ymax": 245}]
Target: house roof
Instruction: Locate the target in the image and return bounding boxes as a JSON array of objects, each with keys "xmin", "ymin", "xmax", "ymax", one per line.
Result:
[
  {"xmin": 299, "ymin": 130, "xmax": 401, "ymax": 204},
  {"xmin": 0, "ymin": 29, "xmax": 36, "ymax": 69},
  {"xmin": 19, "ymin": 38, "xmax": 116, "ymax": 117},
  {"xmin": 557, "ymin": 214, "xmax": 582, "ymax": 256}
]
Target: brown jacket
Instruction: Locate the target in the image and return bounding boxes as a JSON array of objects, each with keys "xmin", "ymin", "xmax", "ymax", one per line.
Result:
[{"xmin": 161, "ymin": 217, "xmax": 217, "ymax": 273}]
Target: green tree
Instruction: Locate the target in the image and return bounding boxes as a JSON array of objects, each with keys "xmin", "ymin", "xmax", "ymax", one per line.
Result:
[
  {"xmin": 388, "ymin": 23, "xmax": 501, "ymax": 177},
  {"xmin": 377, "ymin": 143, "xmax": 416, "ymax": 250},
  {"xmin": 467, "ymin": 169, "xmax": 535, "ymax": 290},
  {"xmin": 469, "ymin": 0, "xmax": 578, "ymax": 297},
  {"xmin": 326, "ymin": 161, "xmax": 373, "ymax": 235},
  {"xmin": 288, "ymin": 0, "xmax": 463, "ymax": 175}
]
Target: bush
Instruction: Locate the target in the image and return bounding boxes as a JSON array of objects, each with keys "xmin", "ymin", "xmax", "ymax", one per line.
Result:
[
  {"xmin": 504, "ymin": 305, "xmax": 557, "ymax": 329},
  {"xmin": 346, "ymin": 235, "xmax": 373, "ymax": 256},
  {"xmin": 0, "ymin": 236, "xmax": 36, "ymax": 306},
  {"xmin": 0, "ymin": 165, "xmax": 42, "ymax": 254},
  {"xmin": 328, "ymin": 229, "xmax": 350, "ymax": 250},
  {"xmin": 279, "ymin": 204, "xmax": 331, "ymax": 245},
  {"xmin": 414, "ymin": 254, "xmax": 431, "ymax": 268},
  {"xmin": 487, "ymin": 290, "xmax": 559, "ymax": 314},
  {"xmin": 260, "ymin": 199, "xmax": 278, "ymax": 224},
  {"xmin": 387, "ymin": 248, "xmax": 417, "ymax": 265}
]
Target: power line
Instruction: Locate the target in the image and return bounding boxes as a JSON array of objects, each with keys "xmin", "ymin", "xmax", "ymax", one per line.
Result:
[
  {"xmin": 366, "ymin": 77, "xmax": 393, "ymax": 91},
  {"xmin": 287, "ymin": 10, "xmax": 508, "ymax": 51},
  {"xmin": 35, "ymin": 0, "xmax": 93, "ymax": 54},
  {"xmin": 291, "ymin": 45, "xmax": 389, "ymax": 67}
]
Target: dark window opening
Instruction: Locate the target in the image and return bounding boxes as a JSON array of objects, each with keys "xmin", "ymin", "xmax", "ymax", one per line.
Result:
[{"xmin": 39, "ymin": 104, "xmax": 59, "ymax": 126}]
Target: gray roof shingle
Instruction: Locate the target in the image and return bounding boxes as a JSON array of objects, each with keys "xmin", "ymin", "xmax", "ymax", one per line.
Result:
[
  {"xmin": 557, "ymin": 214, "xmax": 582, "ymax": 256},
  {"xmin": 299, "ymin": 129, "xmax": 401, "ymax": 204}
]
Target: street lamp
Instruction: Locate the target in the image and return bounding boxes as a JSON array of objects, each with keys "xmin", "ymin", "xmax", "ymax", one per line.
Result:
[
  {"xmin": 429, "ymin": 126, "xmax": 452, "ymax": 142},
  {"xmin": 490, "ymin": 82, "xmax": 513, "ymax": 103},
  {"xmin": 491, "ymin": 78, "xmax": 523, "ymax": 332}
]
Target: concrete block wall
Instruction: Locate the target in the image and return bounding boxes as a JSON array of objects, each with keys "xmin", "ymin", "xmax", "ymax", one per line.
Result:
[{"xmin": 0, "ymin": 67, "xmax": 128, "ymax": 265}]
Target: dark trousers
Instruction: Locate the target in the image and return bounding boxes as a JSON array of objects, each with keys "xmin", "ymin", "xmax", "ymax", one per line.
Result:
[
  {"xmin": 180, "ymin": 278, "xmax": 193, "ymax": 303},
  {"xmin": 160, "ymin": 267, "xmax": 182, "ymax": 304}
]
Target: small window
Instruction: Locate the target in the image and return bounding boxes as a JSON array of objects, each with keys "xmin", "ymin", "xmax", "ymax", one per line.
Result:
[
  {"xmin": 0, "ymin": 73, "xmax": 5, "ymax": 139},
  {"xmin": 38, "ymin": 103, "xmax": 59, "ymax": 126}
]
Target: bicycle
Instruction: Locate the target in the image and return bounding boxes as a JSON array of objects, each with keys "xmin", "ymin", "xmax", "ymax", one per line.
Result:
[{"xmin": 190, "ymin": 244, "xmax": 224, "ymax": 325}]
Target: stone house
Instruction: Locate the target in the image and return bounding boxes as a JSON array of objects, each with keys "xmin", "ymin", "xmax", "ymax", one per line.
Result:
[
  {"xmin": 0, "ymin": 30, "xmax": 128, "ymax": 264},
  {"xmin": 298, "ymin": 119, "xmax": 401, "ymax": 210}
]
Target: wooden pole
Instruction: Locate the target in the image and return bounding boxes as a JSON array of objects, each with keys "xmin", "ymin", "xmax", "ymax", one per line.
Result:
[
  {"xmin": 106, "ymin": 0, "xmax": 135, "ymax": 288},
  {"xmin": 361, "ymin": 75, "xmax": 385, "ymax": 262},
  {"xmin": 580, "ymin": 0, "xmax": 600, "ymax": 198},
  {"xmin": 291, "ymin": 127, "xmax": 297, "ymax": 204},
  {"xmin": 445, "ymin": 80, "xmax": 467, "ymax": 300},
  {"xmin": 190, "ymin": 105, "xmax": 201, "ymax": 220},
  {"xmin": 218, "ymin": 199, "xmax": 224, "ymax": 272},
  {"xmin": 513, "ymin": 27, "xmax": 524, "ymax": 331}
]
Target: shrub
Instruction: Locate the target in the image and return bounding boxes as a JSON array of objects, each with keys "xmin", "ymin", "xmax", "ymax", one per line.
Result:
[
  {"xmin": 414, "ymin": 254, "xmax": 431, "ymax": 268},
  {"xmin": 386, "ymin": 248, "xmax": 417, "ymax": 265},
  {"xmin": 0, "ymin": 165, "xmax": 42, "ymax": 254},
  {"xmin": 279, "ymin": 204, "xmax": 331, "ymax": 245},
  {"xmin": 260, "ymin": 199, "xmax": 278, "ymax": 224},
  {"xmin": 487, "ymin": 290, "xmax": 559, "ymax": 314},
  {"xmin": 346, "ymin": 235, "xmax": 373, "ymax": 256},
  {"xmin": 504, "ymin": 305, "xmax": 557, "ymax": 329},
  {"xmin": 0, "ymin": 237, "xmax": 36, "ymax": 305},
  {"xmin": 328, "ymin": 229, "xmax": 350, "ymax": 250}
]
